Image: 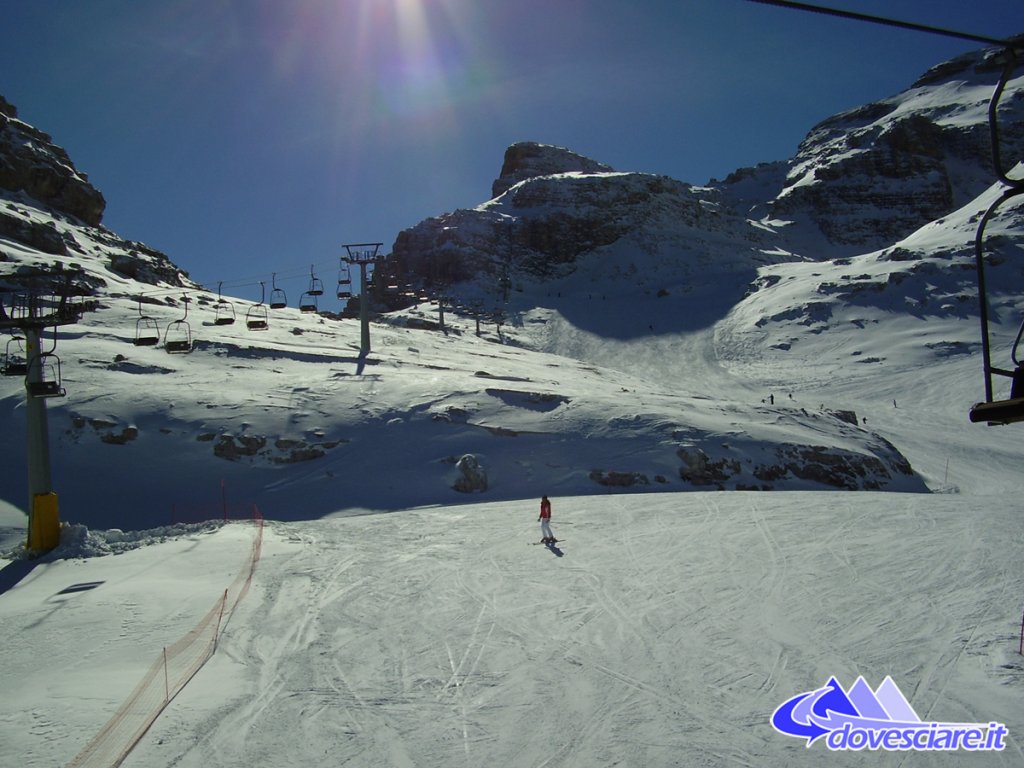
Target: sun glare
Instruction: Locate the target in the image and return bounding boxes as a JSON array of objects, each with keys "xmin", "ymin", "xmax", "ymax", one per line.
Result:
[{"xmin": 347, "ymin": 0, "xmax": 484, "ymax": 130}]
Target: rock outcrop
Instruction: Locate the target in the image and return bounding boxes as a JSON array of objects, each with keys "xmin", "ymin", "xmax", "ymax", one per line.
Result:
[
  {"xmin": 0, "ymin": 95, "xmax": 189, "ymax": 289},
  {"xmin": 388, "ymin": 151, "xmax": 773, "ymax": 303},
  {"xmin": 722, "ymin": 42, "xmax": 1024, "ymax": 253},
  {"xmin": 0, "ymin": 95, "xmax": 106, "ymax": 226},
  {"xmin": 453, "ymin": 453, "xmax": 488, "ymax": 493},
  {"xmin": 491, "ymin": 141, "xmax": 613, "ymax": 198}
]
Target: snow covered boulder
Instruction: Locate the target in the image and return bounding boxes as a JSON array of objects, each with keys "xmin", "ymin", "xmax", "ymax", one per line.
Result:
[{"xmin": 453, "ymin": 454, "xmax": 488, "ymax": 493}]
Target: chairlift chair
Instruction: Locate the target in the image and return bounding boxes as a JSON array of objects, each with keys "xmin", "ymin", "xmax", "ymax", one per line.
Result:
[
  {"xmin": 133, "ymin": 296, "xmax": 161, "ymax": 346},
  {"xmin": 299, "ymin": 292, "xmax": 318, "ymax": 313},
  {"xmin": 135, "ymin": 317, "xmax": 161, "ymax": 346},
  {"xmin": 246, "ymin": 304, "xmax": 269, "ymax": 330},
  {"xmin": 969, "ymin": 323, "xmax": 1024, "ymax": 424},
  {"xmin": 26, "ymin": 352, "xmax": 66, "ymax": 398},
  {"xmin": 215, "ymin": 301, "xmax": 237, "ymax": 326},
  {"xmin": 214, "ymin": 282, "xmax": 236, "ymax": 326},
  {"xmin": 164, "ymin": 296, "xmax": 193, "ymax": 354},
  {"xmin": 307, "ymin": 265, "xmax": 324, "ymax": 297},
  {"xmin": 270, "ymin": 273, "xmax": 287, "ymax": 310},
  {"xmin": 247, "ymin": 281, "xmax": 269, "ymax": 330},
  {"xmin": 968, "ymin": 47, "xmax": 1024, "ymax": 425},
  {"xmin": 165, "ymin": 322, "xmax": 193, "ymax": 353},
  {"xmin": 337, "ymin": 264, "xmax": 353, "ymax": 299},
  {"xmin": 2, "ymin": 336, "xmax": 28, "ymax": 377}
]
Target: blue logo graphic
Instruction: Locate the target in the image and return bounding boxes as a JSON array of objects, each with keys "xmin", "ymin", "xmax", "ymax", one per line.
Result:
[{"xmin": 771, "ymin": 676, "xmax": 1008, "ymax": 752}]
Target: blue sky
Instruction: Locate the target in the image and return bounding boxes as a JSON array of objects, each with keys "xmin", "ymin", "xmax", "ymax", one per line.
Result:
[{"xmin": 2, "ymin": 0, "xmax": 1021, "ymax": 306}]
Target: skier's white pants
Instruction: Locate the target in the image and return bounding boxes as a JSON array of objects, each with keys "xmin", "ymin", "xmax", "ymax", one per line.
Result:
[{"xmin": 540, "ymin": 519, "xmax": 553, "ymax": 540}]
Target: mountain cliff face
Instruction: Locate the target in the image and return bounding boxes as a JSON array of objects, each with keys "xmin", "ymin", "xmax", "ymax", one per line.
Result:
[
  {"xmin": 724, "ymin": 42, "xmax": 1024, "ymax": 254},
  {"xmin": 0, "ymin": 96, "xmax": 105, "ymax": 227},
  {"xmin": 391, "ymin": 161, "xmax": 776, "ymax": 294},
  {"xmin": 0, "ymin": 96, "xmax": 187, "ymax": 288},
  {"xmin": 491, "ymin": 141, "xmax": 614, "ymax": 198},
  {"xmin": 388, "ymin": 142, "xmax": 792, "ymax": 314},
  {"xmin": 390, "ymin": 42, "xmax": 1024, "ymax": 295}
]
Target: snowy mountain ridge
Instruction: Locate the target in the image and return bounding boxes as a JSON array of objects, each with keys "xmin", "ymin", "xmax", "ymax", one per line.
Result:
[{"xmin": 2, "ymin": 41, "xmax": 1024, "ymax": 530}]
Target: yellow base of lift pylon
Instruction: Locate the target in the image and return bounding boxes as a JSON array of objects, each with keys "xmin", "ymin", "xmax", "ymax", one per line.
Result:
[{"xmin": 28, "ymin": 492, "xmax": 60, "ymax": 553}]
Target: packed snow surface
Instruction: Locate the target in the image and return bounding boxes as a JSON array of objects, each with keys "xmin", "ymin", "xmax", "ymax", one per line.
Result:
[{"xmin": 1, "ymin": 492, "xmax": 1022, "ymax": 766}]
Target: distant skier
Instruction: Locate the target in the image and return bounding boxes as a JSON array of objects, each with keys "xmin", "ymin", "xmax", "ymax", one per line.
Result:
[{"xmin": 539, "ymin": 495, "xmax": 554, "ymax": 543}]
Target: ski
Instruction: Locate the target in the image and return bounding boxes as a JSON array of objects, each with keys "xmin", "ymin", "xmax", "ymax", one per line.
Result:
[{"xmin": 529, "ymin": 539, "xmax": 564, "ymax": 545}]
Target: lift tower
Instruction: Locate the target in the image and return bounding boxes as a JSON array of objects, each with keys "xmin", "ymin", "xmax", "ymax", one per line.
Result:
[
  {"xmin": 342, "ymin": 243, "xmax": 384, "ymax": 355},
  {"xmin": 0, "ymin": 267, "xmax": 88, "ymax": 552}
]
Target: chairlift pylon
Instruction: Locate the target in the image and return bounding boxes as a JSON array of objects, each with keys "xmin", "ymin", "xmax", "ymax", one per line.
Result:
[
  {"xmin": 214, "ymin": 281, "xmax": 236, "ymax": 326},
  {"xmin": 164, "ymin": 295, "xmax": 193, "ymax": 354},
  {"xmin": 247, "ymin": 281, "xmax": 270, "ymax": 330},
  {"xmin": 270, "ymin": 273, "xmax": 287, "ymax": 310}
]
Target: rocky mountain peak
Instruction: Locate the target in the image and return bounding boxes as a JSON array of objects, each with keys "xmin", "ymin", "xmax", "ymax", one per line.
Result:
[
  {"xmin": 0, "ymin": 96, "xmax": 188, "ymax": 288},
  {"xmin": 491, "ymin": 141, "xmax": 614, "ymax": 198},
  {"xmin": 721, "ymin": 41, "xmax": 1024, "ymax": 254},
  {"xmin": 0, "ymin": 94, "xmax": 106, "ymax": 226}
]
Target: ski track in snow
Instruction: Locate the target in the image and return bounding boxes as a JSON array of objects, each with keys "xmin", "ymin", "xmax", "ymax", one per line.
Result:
[{"xmin": 30, "ymin": 493, "xmax": 1008, "ymax": 768}]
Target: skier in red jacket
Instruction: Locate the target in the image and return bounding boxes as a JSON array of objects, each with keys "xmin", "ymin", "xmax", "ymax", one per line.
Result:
[{"xmin": 539, "ymin": 496, "xmax": 554, "ymax": 543}]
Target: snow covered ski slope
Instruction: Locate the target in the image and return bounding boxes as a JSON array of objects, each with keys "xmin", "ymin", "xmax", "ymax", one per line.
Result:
[{"xmin": 2, "ymin": 491, "xmax": 1022, "ymax": 766}]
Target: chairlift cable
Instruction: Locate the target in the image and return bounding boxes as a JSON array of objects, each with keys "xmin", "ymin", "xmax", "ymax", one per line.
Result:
[{"xmin": 742, "ymin": 0, "xmax": 1016, "ymax": 48}]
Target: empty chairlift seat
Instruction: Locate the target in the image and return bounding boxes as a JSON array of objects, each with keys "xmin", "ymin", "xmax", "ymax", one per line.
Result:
[
  {"xmin": 164, "ymin": 296, "xmax": 193, "ymax": 354},
  {"xmin": 134, "ymin": 316, "xmax": 161, "ymax": 346},
  {"xmin": 26, "ymin": 353, "xmax": 65, "ymax": 398},
  {"xmin": 2, "ymin": 337, "xmax": 28, "ymax": 377},
  {"xmin": 214, "ymin": 300, "xmax": 236, "ymax": 326},
  {"xmin": 269, "ymin": 274, "xmax": 287, "ymax": 309},
  {"xmin": 214, "ymin": 282, "xmax": 236, "ymax": 326},
  {"xmin": 246, "ymin": 304, "xmax": 269, "ymax": 330},
  {"xmin": 969, "ymin": 366, "xmax": 1024, "ymax": 424}
]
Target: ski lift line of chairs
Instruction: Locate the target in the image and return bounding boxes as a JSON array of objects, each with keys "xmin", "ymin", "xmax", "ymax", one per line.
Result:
[{"xmin": 164, "ymin": 295, "xmax": 193, "ymax": 354}]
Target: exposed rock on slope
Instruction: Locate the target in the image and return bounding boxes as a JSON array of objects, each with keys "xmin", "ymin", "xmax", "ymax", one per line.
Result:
[
  {"xmin": 0, "ymin": 96, "xmax": 106, "ymax": 226},
  {"xmin": 390, "ymin": 153, "xmax": 780, "ymax": 304},
  {"xmin": 722, "ymin": 42, "xmax": 1024, "ymax": 254},
  {"xmin": 491, "ymin": 141, "xmax": 614, "ymax": 198},
  {"xmin": 0, "ymin": 95, "xmax": 189, "ymax": 288}
]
